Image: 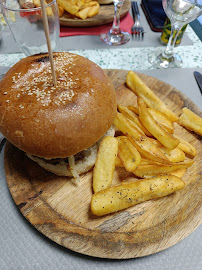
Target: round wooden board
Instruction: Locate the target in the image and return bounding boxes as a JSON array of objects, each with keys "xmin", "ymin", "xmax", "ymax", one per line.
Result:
[
  {"xmin": 4, "ymin": 70, "xmax": 202, "ymax": 259},
  {"xmin": 59, "ymin": 0, "xmax": 131, "ymax": 27}
]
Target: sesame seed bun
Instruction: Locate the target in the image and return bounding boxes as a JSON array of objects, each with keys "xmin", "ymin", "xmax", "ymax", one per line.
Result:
[{"xmin": 0, "ymin": 52, "xmax": 117, "ymax": 159}]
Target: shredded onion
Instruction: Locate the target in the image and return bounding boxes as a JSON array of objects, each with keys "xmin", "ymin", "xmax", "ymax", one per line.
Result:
[{"xmin": 68, "ymin": 156, "xmax": 80, "ymax": 182}]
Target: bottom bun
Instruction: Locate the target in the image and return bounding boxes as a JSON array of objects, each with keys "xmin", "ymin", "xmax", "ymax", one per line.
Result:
[{"xmin": 27, "ymin": 126, "xmax": 115, "ymax": 177}]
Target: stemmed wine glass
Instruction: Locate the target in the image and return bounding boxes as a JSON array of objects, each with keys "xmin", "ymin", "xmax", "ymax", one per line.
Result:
[
  {"xmin": 100, "ymin": 0, "xmax": 130, "ymax": 45},
  {"xmin": 149, "ymin": 0, "xmax": 202, "ymax": 68}
]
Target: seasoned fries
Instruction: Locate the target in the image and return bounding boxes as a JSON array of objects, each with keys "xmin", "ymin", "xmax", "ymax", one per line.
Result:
[
  {"xmin": 178, "ymin": 107, "xmax": 202, "ymax": 136},
  {"xmin": 90, "ymin": 70, "xmax": 198, "ymax": 216},
  {"xmin": 127, "ymin": 104, "xmax": 174, "ymax": 134},
  {"xmin": 127, "ymin": 135, "xmax": 172, "ymax": 165},
  {"xmin": 91, "ymin": 175, "xmax": 185, "ymax": 216},
  {"xmin": 126, "ymin": 71, "xmax": 178, "ymax": 122},
  {"xmin": 140, "ymin": 158, "xmax": 162, "ymax": 166},
  {"xmin": 138, "ymin": 97, "xmax": 179, "ymax": 149},
  {"xmin": 170, "ymin": 168, "xmax": 187, "ymax": 178},
  {"xmin": 133, "ymin": 161, "xmax": 194, "ymax": 178},
  {"xmin": 159, "ymin": 147, "xmax": 185, "ymax": 163},
  {"xmin": 174, "ymin": 135, "xmax": 197, "ymax": 157},
  {"xmin": 147, "ymin": 108, "xmax": 174, "ymax": 134},
  {"xmin": 93, "ymin": 136, "xmax": 118, "ymax": 193},
  {"xmin": 117, "ymin": 136, "xmax": 141, "ymax": 172},
  {"xmin": 113, "ymin": 112, "xmax": 143, "ymax": 140},
  {"xmin": 118, "ymin": 104, "xmax": 152, "ymax": 136}
]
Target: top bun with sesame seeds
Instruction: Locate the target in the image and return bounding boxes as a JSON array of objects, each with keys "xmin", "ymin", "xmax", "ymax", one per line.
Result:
[{"xmin": 0, "ymin": 52, "xmax": 117, "ymax": 163}]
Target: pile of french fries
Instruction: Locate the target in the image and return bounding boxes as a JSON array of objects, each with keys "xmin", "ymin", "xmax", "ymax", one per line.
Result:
[
  {"xmin": 91, "ymin": 71, "xmax": 202, "ymax": 216},
  {"xmin": 20, "ymin": 0, "xmax": 100, "ymax": 19},
  {"xmin": 57, "ymin": 0, "xmax": 100, "ymax": 19}
]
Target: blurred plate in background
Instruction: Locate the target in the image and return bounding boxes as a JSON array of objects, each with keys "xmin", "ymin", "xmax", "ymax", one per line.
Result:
[{"xmin": 60, "ymin": 0, "xmax": 131, "ymax": 27}]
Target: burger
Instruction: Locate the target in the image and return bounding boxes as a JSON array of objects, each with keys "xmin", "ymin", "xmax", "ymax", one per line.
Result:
[{"xmin": 0, "ymin": 52, "xmax": 117, "ymax": 178}]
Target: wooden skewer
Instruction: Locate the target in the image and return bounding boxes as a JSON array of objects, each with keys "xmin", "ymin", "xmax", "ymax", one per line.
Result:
[{"xmin": 40, "ymin": 0, "xmax": 57, "ymax": 87}]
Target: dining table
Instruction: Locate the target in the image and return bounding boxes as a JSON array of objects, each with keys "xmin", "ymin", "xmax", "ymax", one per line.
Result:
[{"xmin": 0, "ymin": 0, "xmax": 202, "ymax": 269}]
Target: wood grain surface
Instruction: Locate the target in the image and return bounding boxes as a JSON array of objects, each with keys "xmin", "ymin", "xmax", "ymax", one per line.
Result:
[
  {"xmin": 4, "ymin": 70, "xmax": 202, "ymax": 259},
  {"xmin": 59, "ymin": 0, "xmax": 131, "ymax": 27}
]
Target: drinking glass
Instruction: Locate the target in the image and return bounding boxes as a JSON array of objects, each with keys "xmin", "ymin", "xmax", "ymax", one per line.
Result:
[
  {"xmin": 148, "ymin": 0, "xmax": 202, "ymax": 68},
  {"xmin": 0, "ymin": 0, "xmax": 60, "ymax": 56},
  {"xmin": 100, "ymin": 0, "xmax": 130, "ymax": 45}
]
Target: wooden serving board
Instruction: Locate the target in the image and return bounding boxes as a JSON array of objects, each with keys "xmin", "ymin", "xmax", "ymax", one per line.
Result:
[
  {"xmin": 59, "ymin": 0, "xmax": 131, "ymax": 27},
  {"xmin": 4, "ymin": 70, "xmax": 202, "ymax": 259}
]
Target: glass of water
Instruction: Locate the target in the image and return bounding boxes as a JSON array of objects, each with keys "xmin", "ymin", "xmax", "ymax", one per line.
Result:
[
  {"xmin": 149, "ymin": 0, "xmax": 202, "ymax": 68},
  {"xmin": 0, "ymin": 0, "xmax": 60, "ymax": 56}
]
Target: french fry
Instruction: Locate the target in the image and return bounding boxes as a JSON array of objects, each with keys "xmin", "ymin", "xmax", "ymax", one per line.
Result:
[
  {"xmin": 82, "ymin": 1, "xmax": 100, "ymax": 19},
  {"xmin": 128, "ymin": 105, "xmax": 174, "ymax": 134},
  {"xmin": 81, "ymin": 0, "xmax": 97, "ymax": 7},
  {"xmin": 93, "ymin": 136, "xmax": 118, "ymax": 193},
  {"xmin": 159, "ymin": 147, "xmax": 185, "ymax": 163},
  {"xmin": 76, "ymin": 0, "xmax": 85, "ymax": 6},
  {"xmin": 87, "ymin": 1, "xmax": 98, "ymax": 6},
  {"xmin": 118, "ymin": 105, "xmax": 152, "ymax": 136},
  {"xmin": 33, "ymin": 0, "xmax": 40, "ymax": 6},
  {"xmin": 57, "ymin": 0, "xmax": 80, "ymax": 15},
  {"xmin": 87, "ymin": 4, "xmax": 99, "ymax": 17},
  {"xmin": 138, "ymin": 97, "xmax": 179, "ymax": 150},
  {"xmin": 34, "ymin": 0, "xmax": 53, "ymax": 15},
  {"xmin": 147, "ymin": 137, "xmax": 163, "ymax": 147},
  {"xmin": 148, "ymin": 108, "xmax": 174, "ymax": 134},
  {"xmin": 58, "ymin": 4, "xmax": 65, "ymax": 16},
  {"xmin": 170, "ymin": 168, "xmax": 187, "ymax": 178},
  {"xmin": 91, "ymin": 175, "xmax": 185, "ymax": 216},
  {"xmin": 117, "ymin": 136, "xmax": 141, "ymax": 172},
  {"xmin": 140, "ymin": 158, "xmax": 163, "ymax": 166},
  {"xmin": 113, "ymin": 112, "xmax": 143, "ymax": 140},
  {"xmin": 76, "ymin": 6, "xmax": 91, "ymax": 19},
  {"xmin": 178, "ymin": 107, "xmax": 202, "ymax": 136},
  {"xmin": 127, "ymin": 135, "xmax": 172, "ymax": 165},
  {"xmin": 133, "ymin": 161, "xmax": 194, "ymax": 178},
  {"xmin": 115, "ymin": 156, "xmax": 124, "ymax": 167},
  {"xmin": 127, "ymin": 105, "xmax": 139, "ymax": 115},
  {"xmin": 126, "ymin": 71, "xmax": 178, "ymax": 122},
  {"xmin": 174, "ymin": 135, "xmax": 197, "ymax": 157}
]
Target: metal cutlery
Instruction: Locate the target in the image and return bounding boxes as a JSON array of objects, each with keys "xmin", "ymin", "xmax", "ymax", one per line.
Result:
[
  {"xmin": 193, "ymin": 71, "xmax": 202, "ymax": 95},
  {"xmin": 131, "ymin": 1, "xmax": 145, "ymax": 40}
]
